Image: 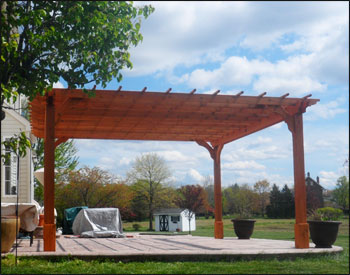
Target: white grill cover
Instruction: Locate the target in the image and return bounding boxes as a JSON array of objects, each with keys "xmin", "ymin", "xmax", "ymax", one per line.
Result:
[
  {"xmin": 1, "ymin": 201, "xmax": 40, "ymax": 232},
  {"xmin": 72, "ymin": 208, "xmax": 124, "ymax": 238}
]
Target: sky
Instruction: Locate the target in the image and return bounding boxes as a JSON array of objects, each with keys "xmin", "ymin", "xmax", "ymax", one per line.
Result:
[{"xmin": 56, "ymin": 1, "xmax": 349, "ymax": 190}]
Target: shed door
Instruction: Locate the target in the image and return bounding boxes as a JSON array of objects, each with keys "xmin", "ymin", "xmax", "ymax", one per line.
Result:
[{"xmin": 159, "ymin": 215, "xmax": 169, "ymax": 231}]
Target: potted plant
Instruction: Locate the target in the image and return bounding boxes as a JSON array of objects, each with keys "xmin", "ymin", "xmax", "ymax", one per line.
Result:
[
  {"xmin": 307, "ymin": 207, "xmax": 342, "ymax": 248},
  {"xmin": 1, "ymin": 216, "xmax": 20, "ymax": 253},
  {"xmin": 231, "ymin": 209, "xmax": 256, "ymax": 239}
]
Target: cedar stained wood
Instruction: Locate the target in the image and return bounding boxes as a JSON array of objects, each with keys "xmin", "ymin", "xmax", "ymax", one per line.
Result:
[{"xmin": 30, "ymin": 88, "xmax": 318, "ymax": 147}]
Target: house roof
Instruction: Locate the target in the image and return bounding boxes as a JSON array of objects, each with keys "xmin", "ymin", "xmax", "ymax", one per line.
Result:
[
  {"xmin": 305, "ymin": 173, "xmax": 324, "ymax": 190},
  {"xmin": 3, "ymin": 105, "xmax": 31, "ymax": 132},
  {"xmin": 29, "ymin": 88, "xmax": 319, "ymax": 146}
]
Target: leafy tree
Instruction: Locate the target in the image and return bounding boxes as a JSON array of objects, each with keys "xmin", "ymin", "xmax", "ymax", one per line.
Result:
[
  {"xmin": 33, "ymin": 138, "xmax": 79, "ymax": 205},
  {"xmin": 175, "ymin": 184, "xmax": 209, "ymax": 233},
  {"xmin": 254, "ymin": 179, "xmax": 270, "ymax": 217},
  {"xmin": 60, "ymin": 166, "xmax": 113, "ymax": 206},
  {"xmin": 55, "ymin": 166, "xmax": 131, "ymax": 226},
  {"xmin": 223, "ymin": 183, "xmax": 240, "ymax": 214},
  {"xmin": 126, "ymin": 153, "xmax": 172, "ymax": 230},
  {"xmin": 32, "ymin": 139, "xmax": 79, "ymax": 172},
  {"xmin": 280, "ymin": 185, "xmax": 295, "ymax": 218},
  {"xmin": 130, "ymin": 181, "xmax": 177, "ymax": 222},
  {"xmin": 266, "ymin": 184, "xmax": 281, "ymax": 218},
  {"xmin": 332, "ymin": 176, "xmax": 349, "ymax": 212},
  {"xmin": 234, "ymin": 184, "xmax": 259, "ymax": 218},
  {"xmin": 266, "ymin": 184, "xmax": 295, "ymax": 218},
  {"xmin": 202, "ymin": 175, "xmax": 214, "ymax": 209},
  {"xmin": 1, "ymin": 1, "xmax": 154, "ymax": 155},
  {"xmin": 129, "ymin": 185, "xmax": 150, "ymax": 221},
  {"xmin": 223, "ymin": 184, "xmax": 258, "ymax": 217}
]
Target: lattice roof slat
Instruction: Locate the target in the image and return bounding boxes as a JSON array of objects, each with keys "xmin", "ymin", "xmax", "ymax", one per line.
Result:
[{"xmin": 30, "ymin": 88, "xmax": 319, "ymax": 146}]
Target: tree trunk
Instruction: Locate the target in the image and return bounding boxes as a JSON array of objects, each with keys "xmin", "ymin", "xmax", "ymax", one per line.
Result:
[{"xmin": 149, "ymin": 209, "xmax": 153, "ymax": 231}]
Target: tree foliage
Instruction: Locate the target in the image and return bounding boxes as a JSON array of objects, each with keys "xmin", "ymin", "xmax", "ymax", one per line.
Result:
[
  {"xmin": 130, "ymin": 180, "xmax": 177, "ymax": 222},
  {"xmin": 266, "ymin": 184, "xmax": 295, "ymax": 218},
  {"xmin": 175, "ymin": 184, "xmax": 208, "ymax": 233},
  {"xmin": 55, "ymin": 166, "xmax": 133, "ymax": 226},
  {"xmin": 127, "ymin": 153, "xmax": 172, "ymax": 230},
  {"xmin": 32, "ymin": 138, "xmax": 79, "ymax": 171},
  {"xmin": 175, "ymin": 184, "xmax": 209, "ymax": 214},
  {"xmin": 254, "ymin": 179, "xmax": 270, "ymax": 217},
  {"xmin": 33, "ymin": 138, "xmax": 79, "ymax": 204},
  {"xmin": 1, "ymin": 1, "xmax": 154, "ymax": 103},
  {"xmin": 223, "ymin": 184, "xmax": 259, "ymax": 218},
  {"xmin": 332, "ymin": 176, "xmax": 349, "ymax": 212},
  {"xmin": 0, "ymin": 1, "xmax": 154, "ymax": 156},
  {"xmin": 202, "ymin": 175, "xmax": 215, "ymax": 209}
]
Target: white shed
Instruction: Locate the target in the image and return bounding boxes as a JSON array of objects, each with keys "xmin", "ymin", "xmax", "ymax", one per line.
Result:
[{"xmin": 153, "ymin": 208, "xmax": 196, "ymax": 232}]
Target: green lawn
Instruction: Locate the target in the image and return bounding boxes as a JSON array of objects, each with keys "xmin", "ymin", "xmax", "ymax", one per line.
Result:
[{"xmin": 2, "ymin": 217, "xmax": 349, "ymax": 274}]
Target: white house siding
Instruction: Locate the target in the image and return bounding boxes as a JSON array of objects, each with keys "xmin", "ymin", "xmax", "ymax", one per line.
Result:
[
  {"xmin": 155, "ymin": 216, "xmax": 160, "ymax": 231},
  {"xmin": 180, "ymin": 211, "xmax": 196, "ymax": 232},
  {"xmin": 1, "ymin": 108, "xmax": 32, "ymax": 203}
]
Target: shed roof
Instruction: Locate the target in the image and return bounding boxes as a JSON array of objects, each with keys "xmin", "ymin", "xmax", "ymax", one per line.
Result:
[
  {"xmin": 153, "ymin": 208, "xmax": 187, "ymax": 215},
  {"xmin": 30, "ymin": 88, "xmax": 319, "ymax": 146}
]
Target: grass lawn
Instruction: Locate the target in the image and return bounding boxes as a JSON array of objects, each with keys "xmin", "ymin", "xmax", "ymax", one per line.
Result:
[{"xmin": 1, "ymin": 217, "xmax": 349, "ymax": 274}]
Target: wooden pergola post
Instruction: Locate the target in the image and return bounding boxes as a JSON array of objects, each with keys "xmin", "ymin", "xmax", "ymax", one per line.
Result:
[
  {"xmin": 285, "ymin": 112, "xmax": 309, "ymax": 248},
  {"xmin": 197, "ymin": 141, "xmax": 224, "ymax": 239},
  {"xmin": 43, "ymin": 95, "xmax": 56, "ymax": 251}
]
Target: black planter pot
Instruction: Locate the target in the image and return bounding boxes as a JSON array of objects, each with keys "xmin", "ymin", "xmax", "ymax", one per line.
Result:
[
  {"xmin": 231, "ymin": 219, "xmax": 256, "ymax": 239},
  {"xmin": 308, "ymin": 220, "xmax": 342, "ymax": 248}
]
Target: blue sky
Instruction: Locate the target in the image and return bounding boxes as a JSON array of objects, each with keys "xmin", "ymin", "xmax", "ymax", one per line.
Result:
[{"xmin": 57, "ymin": 1, "xmax": 349, "ymax": 190}]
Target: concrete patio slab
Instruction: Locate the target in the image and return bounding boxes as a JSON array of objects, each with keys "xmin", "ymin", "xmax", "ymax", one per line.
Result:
[{"xmin": 2, "ymin": 234, "xmax": 343, "ymax": 262}]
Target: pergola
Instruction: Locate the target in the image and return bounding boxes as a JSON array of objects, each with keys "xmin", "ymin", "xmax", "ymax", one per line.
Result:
[{"xmin": 30, "ymin": 88, "xmax": 319, "ymax": 251}]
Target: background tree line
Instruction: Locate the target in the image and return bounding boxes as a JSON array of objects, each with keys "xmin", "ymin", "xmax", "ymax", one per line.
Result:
[{"xmin": 34, "ymin": 141, "xmax": 349, "ymax": 229}]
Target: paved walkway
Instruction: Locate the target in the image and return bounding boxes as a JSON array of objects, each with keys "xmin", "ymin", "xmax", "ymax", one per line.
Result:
[{"xmin": 3, "ymin": 234, "xmax": 343, "ymax": 261}]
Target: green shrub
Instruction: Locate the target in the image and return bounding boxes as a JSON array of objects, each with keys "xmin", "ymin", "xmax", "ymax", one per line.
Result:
[
  {"xmin": 309, "ymin": 207, "xmax": 343, "ymax": 221},
  {"xmin": 132, "ymin": 223, "xmax": 141, "ymax": 231},
  {"xmin": 317, "ymin": 207, "xmax": 342, "ymax": 221}
]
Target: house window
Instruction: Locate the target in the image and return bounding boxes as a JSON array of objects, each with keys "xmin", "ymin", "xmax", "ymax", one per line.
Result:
[
  {"xmin": 171, "ymin": 216, "xmax": 180, "ymax": 223},
  {"xmin": 3, "ymin": 138, "xmax": 18, "ymax": 196}
]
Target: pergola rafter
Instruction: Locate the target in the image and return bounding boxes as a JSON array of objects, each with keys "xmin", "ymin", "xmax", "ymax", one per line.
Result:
[{"xmin": 29, "ymin": 88, "xmax": 319, "ymax": 251}]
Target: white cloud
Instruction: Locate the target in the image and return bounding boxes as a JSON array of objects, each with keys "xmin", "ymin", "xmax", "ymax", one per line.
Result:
[
  {"xmin": 125, "ymin": 1, "xmax": 348, "ymax": 90},
  {"xmin": 304, "ymin": 126, "xmax": 349, "ymax": 156},
  {"xmin": 183, "ymin": 54, "xmax": 327, "ymax": 96},
  {"xmin": 71, "ymin": 2, "xmax": 347, "ymax": 191},
  {"xmin": 155, "ymin": 150, "xmax": 195, "ymax": 164},
  {"xmin": 271, "ymin": 122, "xmax": 283, "ymax": 129},
  {"xmin": 53, "ymin": 81, "xmax": 64, "ymax": 88},
  {"xmin": 222, "ymin": 135, "xmax": 289, "ymax": 162},
  {"xmin": 319, "ymin": 171, "xmax": 339, "ymax": 189},
  {"xmin": 305, "ymin": 97, "xmax": 348, "ymax": 121},
  {"xmin": 226, "ymin": 170, "xmax": 294, "ymax": 189},
  {"xmin": 97, "ymin": 156, "xmax": 117, "ymax": 171},
  {"xmin": 222, "ymin": 160, "xmax": 265, "ymax": 170},
  {"xmin": 119, "ymin": 157, "xmax": 132, "ymax": 166},
  {"xmin": 188, "ymin": 168, "xmax": 205, "ymax": 182}
]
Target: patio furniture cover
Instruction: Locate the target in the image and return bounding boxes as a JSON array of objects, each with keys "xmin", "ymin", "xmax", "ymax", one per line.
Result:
[
  {"xmin": 72, "ymin": 208, "xmax": 125, "ymax": 238},
  {"xmin": 62, "ymin": 206, "xmax": 88, "ymax": 234},
  {"xmin": 1, "ymin": 201, "xmax": 40, "ymax": 232}
]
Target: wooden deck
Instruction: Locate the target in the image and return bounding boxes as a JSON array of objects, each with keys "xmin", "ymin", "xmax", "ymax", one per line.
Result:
[{"xmin": 3, "ymin": 234, "xmax": 343, "ymax": 262}]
